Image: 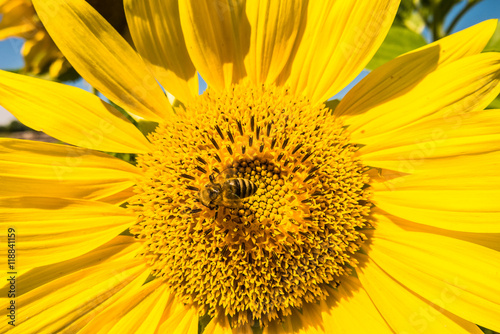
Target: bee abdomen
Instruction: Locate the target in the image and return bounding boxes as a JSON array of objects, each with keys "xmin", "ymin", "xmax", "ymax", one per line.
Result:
[{"xmin": 228, "ymin": 178, "xmax": 258, "ymax": 199}]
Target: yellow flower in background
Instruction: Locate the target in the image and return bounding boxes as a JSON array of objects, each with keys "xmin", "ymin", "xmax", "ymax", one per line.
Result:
[
  {"xmin": 0, "ymin": 0, "xmax": 66, "ymax": 77},
  {"xmin": 0, "ymin": 0, "xmax": 129, "ymax": 80},
  {"xmin": 0, "ymin": 0, "xmax": 500, "ymax": 333}
]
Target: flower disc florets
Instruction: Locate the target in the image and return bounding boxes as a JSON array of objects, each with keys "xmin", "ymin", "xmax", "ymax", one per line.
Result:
[{"xmin": 130, "ymin": 83, "xmax": 372, "ymax": 327}]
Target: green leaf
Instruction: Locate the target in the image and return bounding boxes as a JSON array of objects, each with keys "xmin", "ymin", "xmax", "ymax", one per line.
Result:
[
  {"xmin": 198, "ymin": 313, "xmax": 212, "ymax": 334},
  {"xmin": 107, "ymin": 99, "xmax": 138, "ymax": 125},
  {"xmin": 486, "ymin": 94, "xmax": 500, "ymax": 109},
  {"xmin": 403, "ymin": 12, "xmax": 427, "ymax": 34},
  {"xmin": 6, "ymin": 68, "xmax": 23, "ymax": 74},
  {"xmin": 367, "ymin": 25, "xmax": 427, "ymax": 70},
  {"xmin": 479, "ymin": 325, "xmax": 500, "ymax": 334},
  {"xmin": 325, "ymin": 99, "xmax": 340, "ymax": 114},
  {"xmin": 106, "ymin": 152, "xmax": 136, "ymax": 164},
  {"xmin": 484, "ymin": 21, "xmax": 500, "ymax": 52},
  {"xmin": 56, "ymin": 66, "xmax": 81, "ymax": 82},
  {"xmin": 137, "ymin": 120, "xmax": 159, "ymax": 137}
]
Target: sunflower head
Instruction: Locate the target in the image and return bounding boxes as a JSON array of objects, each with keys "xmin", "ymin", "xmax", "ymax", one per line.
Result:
[{"xmin": 130, "ymin": 82, "xmax": 372, "ymax": 327}]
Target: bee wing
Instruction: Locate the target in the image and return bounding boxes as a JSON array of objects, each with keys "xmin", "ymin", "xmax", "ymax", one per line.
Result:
[
  {"xmin": 221, "ymin": 187, "xmax": 243, "ymax": 208},
  {"xmin": 215, "ymin": 167, "xmax": 239, "ymax": 183}
]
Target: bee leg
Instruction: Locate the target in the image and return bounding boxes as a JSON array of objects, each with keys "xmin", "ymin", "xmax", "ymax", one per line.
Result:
[{"xmin": 209, "ymin": 173, "xmax": 216, "ymax": 183}]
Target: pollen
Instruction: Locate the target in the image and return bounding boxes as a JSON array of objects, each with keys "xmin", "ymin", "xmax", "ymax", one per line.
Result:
[{"xmin": 130, "ymin": 83, "xmax": 372, "ymax": 328}]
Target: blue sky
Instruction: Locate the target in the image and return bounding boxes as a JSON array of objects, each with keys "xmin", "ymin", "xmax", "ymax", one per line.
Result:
[{"xmin": 1, "ymin": 0, "xmax": 499, "ymax": 125}]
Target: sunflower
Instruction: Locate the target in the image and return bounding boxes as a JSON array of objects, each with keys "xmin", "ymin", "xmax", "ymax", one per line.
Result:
[
  {"xmin": 0, "ymin": 0, "xmax": 128, "ymax": 80},
  {"xmin": 1, "ymin": 0, "xmax": 500, "ymax": 333},
  {"xmin": 0, "ymin": 0, "xmax": 64, "ymax": 77}
]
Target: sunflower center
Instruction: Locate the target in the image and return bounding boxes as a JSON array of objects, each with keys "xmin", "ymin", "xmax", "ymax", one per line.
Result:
[{"xmin": 130, "ymin": 83, "xmax": 372, "ymax": 328}]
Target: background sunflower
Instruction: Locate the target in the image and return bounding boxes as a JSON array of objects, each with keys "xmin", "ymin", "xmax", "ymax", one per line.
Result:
[{"xmin": 0, "ymin": 0, "xmax": 130, "ymax": 81}]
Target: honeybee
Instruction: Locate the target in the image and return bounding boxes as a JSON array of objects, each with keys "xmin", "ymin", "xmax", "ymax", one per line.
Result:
[{"xmin": 199, "ymin": 168, "xmax": 258, "ymax": 209}]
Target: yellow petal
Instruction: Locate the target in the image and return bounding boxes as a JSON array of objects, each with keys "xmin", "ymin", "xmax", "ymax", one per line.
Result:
[
  {"xmin": 266, "ymin": 302, "xmax": 328, "ymax": 334},
  {"xmin": 205, "ymin": 314, "xmax": 257, "ymax": 334},
  {"xmin": 279, "ymin": 0, "xmax": 399, "ymax": 104},
  {"xmin": 358, "ymin": 109, "xmax": 500, "ymax": 171},
  {"xmin": 109, "ymin": 283, "xmax": 168, "ymax": 334},
  {"xmin": 0, "ymin": 259, "xmax": 149, "ymax": 334},
  {"xmin": 39, "ymin": 239, "xmax": 146, "ymax": 334},
  {"xmin": 32, "ymin": 0, "xmax": 172, "ymax": 122},
  {"xmin": 294, "ymin": 303, "xmax": 326, "ymax": 334},
  {"xmin": 204, "ymin": 314, "xmax": 233, "ymax": 334},
  {"xmin": 0, "ymin": 70, "xmax": 152, "ymax": 153},
  {"xmin": 342, "ymin": 52, "xmax": 500, "ymax": 143},
  {"xmin": 155, "ymin": 302, "xmax": 199, "ymax": 334},
  {"xmin": 357, "ymin": 254, "xmax": 483, "ymax": 333},
  {"xmin": 0, "ymin": 197, "xmax": 136, "ymax": 270},
  {"xmin": 243, "ymin": 0, "xmax": 305, "ymax": 85},
  {"xmin": 336, "ymin": 20, "xmax": 498, "ymax": 123},
  {"xmin": 441, "ymin": 232, "xmax": 500, "ymax": 253},
  {"xmin": 366, "ymin": 217, "xmax": 500, "ymax": 332},
  {"xmin": 371, "ymin": 211, "xmax": 500, "ymax": 253},
  {"xmin": 49, "ymin": 56, "xmax": 69, "ymax": 78},
  {"xmin": 22, "ymin": 31, "xmax": 56, "ymax": 74},
  {"xmin": 371, "ymin": 151, "xmax": 500, "ymax": 232},
  {"xmin": 372, "ymin": 150, "xmax": 500, "ymax": 191},
  {"xmin": 179, "ymin": 0, "xmax": 247, "ymax": 90},
  {"xmin": 0, "ymin": 236, "xmax": 140, "ymax": 296},
  {"xmin": 373, "ymin": 190, "xmax": 500, "ymax": 233},
  {"xmin": 78, "ymin": 279, "xmax": 166, "ymax": 334},
  {"xmin": 0, "ymin": 23, "xmax": 34, "ymax": 39},
  {"xmin": 0, "ymin": 138, "xmax": 140, "ymax": 203},
  {"xmin": 124, "ymin": 0, "xmax": 198, "ymax": 103},
  {"xmin": 319, "ymin": 276, "xmax": 392, "ymax": 333},
  {"xmin": 264, "ymin": 303, "xmax": 330, "ymax": 333},
  {"xmin": 97, "ymin": 186, "xmax": 136, "ymax": 205},
  {"xmin": 0, "ymin": 1, "xmax": 36, "ymax": 39},
  {"xmin": 264, "ymin": 321, "xmax": 293, "ymax": 334}
]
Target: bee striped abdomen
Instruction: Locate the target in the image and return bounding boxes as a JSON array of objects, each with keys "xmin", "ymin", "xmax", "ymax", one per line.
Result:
[{"xmin": 227, "ymin": 178, "xmax": 257, "ymax": 199}]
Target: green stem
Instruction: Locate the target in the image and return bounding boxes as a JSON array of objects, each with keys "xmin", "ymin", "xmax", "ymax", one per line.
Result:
[
  {"xmin": 432, "ymin": 19, "xmax": 444, "ymax": 41},
  {"xmin": 445, "ymin": 0, "xmax": 484, "ymax": 36}
]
